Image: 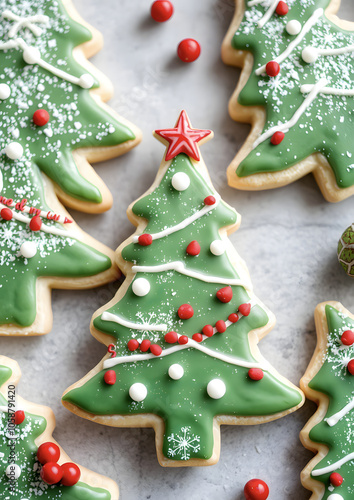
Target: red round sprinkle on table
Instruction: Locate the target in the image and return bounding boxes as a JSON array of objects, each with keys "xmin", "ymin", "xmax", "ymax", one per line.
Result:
[
  {"xmin": 178, "ymin": 335, "xmax": 189, "ymax": 345},
  {"xmin": 177, "ymin": 38, "xmax": 201, "ymax": 63},
  {"xmin": 204, "ymin": 195, "xmax": 216, "ymax": 206},
  {"xmin": 29, "ymin": 215, "xmax": 42, "ymax": 231},
  {"xmin": 150, "ymin": 0, "xmax": 174, "ymax": 22},
  {"xmin": 215, "ymin": 320, "xmax": 227, "ymax": 333},
  {"xmin": 341, "ymin": 329, "xmax": 354, "ymax": 346},
  {"xmin": 228, "ymin": 313, "xmax": 239, "ymax": 323},
  {"xmin": 60, "ymin": 462, "xmax": 81, "ymax": 487},
  {"xmin": 127, "ymin": 339, "xmax": 139, "ymax": 351},
  {"xmin": 14, "ymin": 410, "xmax": 25, "ymax": 425},
  {"xmin": 244, "ymin": 478, "xmax": 269, "ymax": 500},
  {"xmin": 192, "ymin": 333, "xmax": 203, "ymax": 342},
  {"xmin": 140, "ymin": 339, "xmax": 151, "ymax": 352},
  {"xmin": 347, "ymin": 359, "xmax": 354, "ymax": 375},
  {"xmin": 150, "ymin": 344, "xmax": 163, "ymax": 356},
  {"xmin": 1, "ymin": 207, "xmax": 13, "ymax": 220},
  {"xmin": 202, "ymin": 325, "xmax": 214, "ymax": 337},
  {"xmin": 178, "ymin": 304, "xmax": 194, "ymax": 319},
  {"xmin": 186, "ymin": 240, "xmax": 201, "ymax": 256},
  {"xmin": 266, "ymin": 61, "xmax": 280, "ymax": 77},
  {"xmin": 103, "ymin": 370, "xmax": 116, "ymax": 385},
  {"xmin": 248, "ymin": 368, "xmax": 264, "ymax": 381},
  {"xmin": 40, "ymin": 462, "xmax": 63, "ymax": 485},
  {"xmin": 275, "ymin": 1, "xmax": 289, "ymax": 16},
  {"xmin": 33, "ymin": 109, "xmax": 50, "ymax": 126},
  {"xmin": 271, "ymin": 131, "xmax": 285, "ymax": 145},
  {"xmin": 165, "ymin": 331, "xmax": 178, "ymax": 343},
  {"xmin": 37, "ymin": 442, "xmax": 60, "ymax": 465},
  {"xmin": 239, "ymin": 303, "xmax": 251, "ymax": 316},
  {"xmin": 216, "ymin": 286, "xmax": 233, "ymax": 303},
  {"xmin": 138, "ymin": 234, "xmax": 153, "ymax": 246},
  {"xmin": 329, "ymin": 472, "xmax": 343, "ymax": 487}
]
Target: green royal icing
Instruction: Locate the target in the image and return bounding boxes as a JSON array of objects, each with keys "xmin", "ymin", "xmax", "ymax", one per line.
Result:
[
  {"xmin": 231, "ymin": 0, "xmax": 354, "ymax": 190},
  {"xmin": 0, "ymin": 364, "xmax": 111, "ymax": 499},
  {"xmin": 308, "ymin": 306, "xmax": 354, "ymax": 499},
  {"xmin": 64, "ymin": 152, "xmax": 302, "ymax": 462}
]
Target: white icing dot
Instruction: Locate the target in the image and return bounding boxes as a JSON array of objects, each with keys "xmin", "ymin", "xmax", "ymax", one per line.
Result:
[
  {"xmin": 0, "ymin": 83, "xmax": 11, "ymax": 100},
  {"xmin": 129, "ymin": 383, "xmax": 147, "ymax": 402},
  {"xmin": 210, "ymin": 240, "xmax": 225, "ymax": 256},
  {"xmin": 20, "ymin": 241, "xmax": 37, "ymax": 259},
  {"xmin": 78, "ymin": 73, "xmax": 94, "ymax": 89},
  {"xmin": 207, "ymin": 379, "xmax": 226, "ymax": 399},
  {"xmin": 286, "ymin": 19, "xmax": 302, "ymax": 36},
  {"xmin": 327, "ymin": 495, "xmax": 344, "ymax": 500},
  {"xmin": 132, "ymin": 277, "xmax": 150, "ymax": 297},
  {"xmin": 6, "ymin": 464, "xmax": 21, "ymax": 479},
  {"xmin": 171, "ymin": 172, "xmax": 190, "ymax": 191},
  {"xmin": 168, "ymin": 364, "xmax": 184, "ymax": 380},
  {"xmin": 5, "ymin": 142, "xmax": 23, "ymax": 160},
  {"xmin": 22, "ymin": 46, "xmax": 41, "ymax": 65},
  {"xmin": 302, "ymin": 46, "xmax": 318, "ymax": 64}
]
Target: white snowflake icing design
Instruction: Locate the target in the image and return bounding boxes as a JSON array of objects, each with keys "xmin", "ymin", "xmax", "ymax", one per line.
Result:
[{"xmin": 167, "ymin": 426, "xmax": 201, "ymax": 461}]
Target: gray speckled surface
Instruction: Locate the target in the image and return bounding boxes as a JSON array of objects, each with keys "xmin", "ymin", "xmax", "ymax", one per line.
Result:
[{"xmin": 2, "ymin": 0, "xmax": 354, "ymax": 498}]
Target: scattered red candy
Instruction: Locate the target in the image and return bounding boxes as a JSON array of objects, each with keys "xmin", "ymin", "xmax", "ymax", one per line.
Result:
[
  {"xmin": 276, "ymin": 1, "xmax": 289, "ymax": 16},
  {"xmin": 248, "ymin": 368, "xmax": 264, "ymax": 381},
  {"xmin": 138, "ymin": 234, "xmax": 152, "ymax": 246},
  {"xmin": 150, "ymin": 344, "xmax": 162, "ymax": 356},
  {"xmin": 216, "ymin": 286, "xmax": 233, "ymax": 303},
  {"xmin": 165, "ymin": 331, "xmax": 178, "ymax": 343},
  {"xmin": 178, "ymin": 304, "xmax": 194, "ymax": 320},
  {"xmin": 239, "ymin": 303, "xmax": 251, "ymax": 316},
  {"xmin": 127, "ymin": 339, "xmax": 139, "ymax": 351},
  {"xmin": 177, "ymin": 38, "xmax": 201, "ymax": 63},
  {"xmin": 103, "ymin": 370, "xmax": 116, "ymax": 385},
  {"xmin": 215, "ymin": 320, "xmax": 227, "ymax": 333},
  {"xmin": 1, "ymin": 207, "xmax": 13, "ymax": 220},
  {"xmin": 33, "ymin": 109, "xmax": 50, "ymax": 127},
  {"xmin": 186, "ymin": 240, "xmax": 201, "ymax": 256},
  {"xmin": 244, "ymin": 478, "xmax": 269, "ymax": 500},
  {"xmin": 265, "ymin": 61, "xmax": 280, "ymax": 77},
  {"xmin": 29, "ymin": 215, "xmax": 42, "ymax": 231},
  {"xmin": 40, "ymin": 462, "xmax": 63, "ymax": 485},
  {"xmin": 204, "ymin": 195, "xmax": 216, "ymax": 206},
  {"xmin": 271, "ymin": 131, "xmax": 285, "ymax": 145},
  {"xmin": 347, "ymin": 359, "xmax": 354, "ymax": 375},
  {"xmin": 192, "ymin": 333, "xmax": 203, "ymax": 342},
  {"xmin": 140, "ymin": 339, "xmax": 151, "ymax": 352},
  {"xmin": 202, "ymin": 325, "xmax": 214, "ymax": 337},
  {"xmin": 341, "ymin": 329, "xmax": 354, "ymax": 346},
  {"xmin": 60, "ymin": 462, "xmax": 81, "ymax": 487},
  {"xmin": 178, "ymin": 335, "xmax": 189, "ymax": 345},
  {"xmin": 329, "ymin": 472, "xmax": 343, "ymax": 487},
  {"xmin": 228, "ymin": 313, "xmax": 239, "ymax": 323},
  {"xmin": 14, "ymin": 410, "xmax": 25, "ymax": 425},
  {"xmin": 37, "ymin": 442, "xmax": 60, "ymax": 465},
  {"xmin": 150, "ymin": 0, "xmax": 173, "ymax": 22}
]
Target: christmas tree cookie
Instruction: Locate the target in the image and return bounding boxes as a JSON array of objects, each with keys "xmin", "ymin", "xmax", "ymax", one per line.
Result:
[
  {"xmin": 301, "ymin": 302, "xmax": 354, "ymax": 499},
  {"xmin": 222, "ymin": 0, "xmax": 354, "ymax": 202},
  {"xmin": 0, "ymin": 356, "xmax": 119, "ymax": 499},
  {"xmin": 62, "ymin": 111, "xmax": 304, "ymax": 467},
  {"xmin": 338, "ymin": 224, "xmax": 354, "ymax": 278}
]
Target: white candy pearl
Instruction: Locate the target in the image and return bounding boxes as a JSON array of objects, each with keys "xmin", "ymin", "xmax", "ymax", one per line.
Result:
[
  {"xmin": 207, "ymin": 379, "xmax": 226, "ymax": 399},
  {"xmin": 5, "ymin": 142, "xmax": 23, "ymax": 160},
  {"xmin": 327, "ymin": 495, "xmax": 344, "ymax": 500},
  {"xmin": 0, "ymin": 83, "xmax": 11, "ymax": 100},
  {"xmin": 171, "ymin": 172, "xmax": 190, "ymax": 191},
  {"xmin": 302, "ymin": 46, "xmax": 318, "ymax": 64},
  {"xmin": 20, "ymin": 241, "xmax": 37, "ymax": 259},
  {"xmin": 79, "ymin": 73, "xmax": 94, "ymax": 89},
  {"xmin": 168, "ymin": 364, "xmax": 184, "ymax": 380},
  {"xmin": 210, "ymin": 240, "xmax": 225, "ymax": 256},
  {"xmin": 132, "ymin": 277, "xmax": 150, "ymax": 297},
  {"xmin": 129, "ymin": 383, "xmax": 147, "ymax": 402},
  {"xmin": 6, "ymin": 463, "xmax": 21, "ymax": 479},
  {"xmin": 23, "ymin": 46, "xmax": 41, "ymax": 65},
  {"xmin": 286, "ymin": 19, "xmax": 302, "ymax": 36}
]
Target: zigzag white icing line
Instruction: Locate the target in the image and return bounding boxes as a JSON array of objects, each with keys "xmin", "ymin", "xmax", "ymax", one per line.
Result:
[
  {"xmin": 101, "ymin": 311, "xmax": 168, "ymax": 332},
  {"xmin": 312, "ymin": 452, "xmax": 354, "ymax": 476},
  {"xmin": 326, "ymin": 397, "xmax": 354, "ymax": 427}
]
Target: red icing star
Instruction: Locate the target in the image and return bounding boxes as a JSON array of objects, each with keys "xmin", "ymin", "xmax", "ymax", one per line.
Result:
[{"xmin": 155, "ymin": 110, "xmax": 212, "ymax": 162}]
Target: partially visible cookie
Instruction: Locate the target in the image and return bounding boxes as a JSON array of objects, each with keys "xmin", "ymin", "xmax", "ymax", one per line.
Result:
[{"xmin": 338, "ymin": 224, "xmax": 354, "ymax": 278}]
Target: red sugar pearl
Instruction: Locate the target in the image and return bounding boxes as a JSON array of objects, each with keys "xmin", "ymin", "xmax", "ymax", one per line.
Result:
[
  {"xmin": 186, "ymin": 240, "xmax": 201, "ymax": 256},
  {"xmin": 61, "ymin": 462, "xmax": 81, "ymax": 487},
  {"xmin": 216, "ymin": 286, "xmax": 233, "ymax": 303},
  {"xmin": 341, "ymin": 329, "xmax": 354, "ymax": 346},
  {"xmin": 177, "ymin": 38, "xmax": 201, "ymax": 63},
  {"xmin": 40, "ymin": 462, "xmax": 63, "ymax": 485},
  {"xmin": 150, "ymin": 0, "xmax": 174, "ymax": 22},
  {"xmin": 228, "ymin": 313, "xmax": 239, "ymax": 323},
  {"xmin": 192, "ymin": 333, "xmax": 203, "ymax": 342},
  {"xmin": 127, "ymin": 339, "xmax": 139, "ymax": 351},
  {"xmin": 178, "ymin": 304, "xmax": 194, "ymax": 320},
  {"xmin": 271, "ymin": 131, "xmax": 285, "ymax": 145},
  {"xmin": 266, "ymin": 61, "xmax": 280, "ymax": 77},
  {"xmin": 33, "ymin": 109, "xmax": 50, "ymax": 127},
  {"xmin": 215, "ymin": 320, "xmax": 227, "ymax": 333},
  {"xmin": 14, "ymin": 410, "xmax": 25, "ymax": 425},
  {"xmin": 276, "ymin": 1, "xmax": 289, "ymax": 16},
  {"xmin": 104, "ymin": 370, "xmax": 116, "ymax": 385},
  {"xmin": 202, "ymin": 325, "xmax": 214, "ymax": 337},
  {"xmin": 178, "ymin": 335, "xmax": 189, "ymax": 345},
  {"xmin": 248, "ymin": 368, "xmax": 264, "ymax": 381},
  {"xmin": 138, "ymin": 234, "xmax": 152, "ymax": 246},
  {"xmin": 347, "ymin": 359, "xmax": 354, "ymax": 375},
  {"xmin": 140, "ymin": 339, "xmax": 151, "ymax": 352},
  {"xmin": 239, "ymin": 303, "xmax": 251, "ymax": 316},
  {"xmin": 1, "ymin": 207, "xmax": 13, "ymax": 220},
  {"xmin": 204, "ymin": 195, "xmax": 216, "ymax": 206},
  {"xmin": 37, "ymin": 442, "xmax": 60, "ymax": 465},
  {"xmin": 29, "ymin": 215, "xmax": 42, "ymax": 231},
  {"xmin": 150, "ymin": 344, "xmax": 162, "ymax": 356},
  {"xmin": 164, "ymin": 331, "xmax": 178, "ymax": 343},
  {"xmin": 329, "ymin": 472, "xmax": 343, "ymax": 487},
  {"xmin": 244, "ymin": 478, "xmax": 269, "ymax": 500}
]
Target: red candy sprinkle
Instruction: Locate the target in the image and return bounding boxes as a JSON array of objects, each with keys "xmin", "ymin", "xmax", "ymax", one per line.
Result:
[
  {"xmin": 14, "ymin": 410, "xmax": 25, "ymax": 425},
  {"xmin": 186, "ymin": 240, "xmax": 201, "ymax": 256},
  {"xmin": 347, "ymin": 359, "xmax": 354, "ymax": 375},
  {"xmin": 165, "ymin": 331, "xmax": 178, "ymax": 344},
  {"xmin": 33, "ymin": 109, "xmax": 50, "ymax": 127},
  {"xmin": 203, "ymin": 325, "xmax": 214, "ymax": 337},
  {"xmin": 178, "ymin": 304, "xmax": 194, "ymax": 320},
  {"xmin": 60, "ymin": 462, "xmax": 81, "ymax": 487},
  {"xmin": 271, "ymin": 131, "xmax": 285, "ymax": 145},
  {"xmin": 150, "ymin": 0, "xmax": 174, "ymax": 22},
  {"xmin": 29, "ymin": 215, "xmax": 42, "ymax": 231},
  {"xmin": 178, "ymin": 335, "xmax": 189, "ymax": 345},
  {"xmin": 150, "ymin": 344, "xmax": 162, "ymax": 356},
  {"xmin": 239, "ymin": 303, "xmax": 251, "ymax": 316},
  {"xmin": 228, "ymin": 313, "xmax": 239, "ymax": 323},
  {"xmin": 138, "ymin": 234, "xmax": 152, "ymax": 246},
  {"xmin": 127, "ymin": 339, "xmax": 139, "ymax": 351},
  {"xmin": 192, "ymin": 333, "xmax": 203, "ymax": 342},
  {"xmin": 204, "ymin": 195, "xmax": 216, "ymax": 206},
  {"xmin": 140, "ymin": 339, "xmax": 151, "ymax": 352},
  {"xmin": 244, "ymin": 479, "xmax": 269, "ymax": 500},
  {"xmin": 248, "ymin": 368, "xmax": 264, "ymax": 381},
  {"xmin": 276, "ymin": 1, "xmax": 289, "ymax": 16},
  {"xmin": 266, "ymin": 61, "xmax": 280, "ymax": 77},
  {"xmin": 104, "ymin": 370, "xmax": 116, "ymax": 385},
  {"xmin": 329, "ymin": 472, "xmax": 343, "ymax": 487},
  {"xmin": 215, "ymin": 320, "xmax": 227, "ymax": 333},
  {"xmin": 107, "ymin": 344, "xmax": 117, "ymax": 358},
  {"xmin": 37, "ymin": 442, "xmax": 60, "ymax": 465},
  {"xmin": 177, "ymin": 38, "xmax": 201, "ymax": 63},
  {"xmin": 341, "ymin": 329, "xmax": 354, "ymax": 346},
  {"xmin": 216, "ymin": 286, "xmax": 233, "ymax": 303},
  {"xmin": 1, "ymin": 207, "xmax": 13, "ymax": 220},
  {"xmin": 40, "ymin": 462, "xmax": 63, "ymax": 485}
]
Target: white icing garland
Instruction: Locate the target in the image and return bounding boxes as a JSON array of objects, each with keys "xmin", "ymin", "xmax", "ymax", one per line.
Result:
[
  {"xmin": 101, "ymin": 311, "xmax": 168, "ymax": 332},
  {"xmin": 256, "ymin": 0, "xmax": 278, "ymax": 29},
  {"xmin": 0, "ymin": 198, "xmax": 71, "ymax": 225},
  {"xmin": 2, "ymin": 10, "xmax": 49, "ymax": 38},
  {"xmin": 326, "ymin": 397, "xmax": 354, "ymax": 427},
  {"xmin": 301, "ymin": 84, "xmax": 354, "ymax": 97},
  {"xmin": 312, "ymin": 452, "xmax": 354, "ymax": 476}
]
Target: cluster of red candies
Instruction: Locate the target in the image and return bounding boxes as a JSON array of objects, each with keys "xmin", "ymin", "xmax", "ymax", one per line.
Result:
[
  {"xmin": 37, "ymin": 442, "xmax": 81, "ymax": 486},
  {"xmin": 150, "ymin": 1, "xmax": 201, "ymax": 63},
  {"xmin": 341, "ymin": 329, "xmax": 354, "ymax": 375}
]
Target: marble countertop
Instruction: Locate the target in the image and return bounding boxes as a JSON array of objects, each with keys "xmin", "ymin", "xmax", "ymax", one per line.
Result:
[{"xmin": 2, "ymin": 0, "xmax": 354, "ymax": 498}]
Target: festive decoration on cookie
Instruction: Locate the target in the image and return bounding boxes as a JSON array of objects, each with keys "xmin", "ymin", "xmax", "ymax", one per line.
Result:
[
  {"xmin": 62, "ymin": 111, "xmax": 304, "ymax": 466},
  {"xmin": 0, "ymin": 356, "xmax": 119, "ymax": 499},
  {"xmin": 222, "ymin": 0, "xmax": 354, "ymax": 202},
  {"xmin": 301, "ymin": 302, "xmax": 354, "ymax": 499},
  {"xmin": 338, "ymin": 224, "xmax": 354, "ymax": 277}
]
